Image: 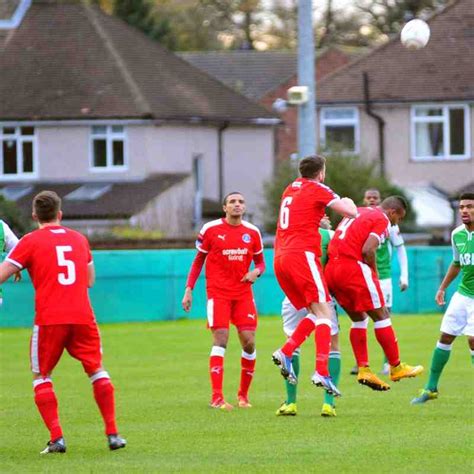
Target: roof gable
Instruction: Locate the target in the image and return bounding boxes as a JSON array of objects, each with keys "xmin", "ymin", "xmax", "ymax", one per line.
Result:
[
  {"xmin": 0, "ymin": 1, "xmax": 274, "ymax": 122},
  {"xmin": 317, "ymin": 0, "xmax": 474, "ymax": 104}
]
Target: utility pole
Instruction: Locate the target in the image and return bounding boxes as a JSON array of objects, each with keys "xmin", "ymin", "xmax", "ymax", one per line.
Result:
[{"xmin": 297, "ymin": 0, "xmax": 316, "ymax": 158}]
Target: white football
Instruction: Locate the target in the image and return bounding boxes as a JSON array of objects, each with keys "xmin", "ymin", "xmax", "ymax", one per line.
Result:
[{"xmin": 401, "ymin": 19, "xmax": 430, "ymax": 50}]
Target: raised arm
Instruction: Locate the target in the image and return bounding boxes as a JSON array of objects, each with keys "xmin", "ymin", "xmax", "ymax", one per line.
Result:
[{"xmin": 328, "ymin": 197, "xmax": 357, "ymax": 219}]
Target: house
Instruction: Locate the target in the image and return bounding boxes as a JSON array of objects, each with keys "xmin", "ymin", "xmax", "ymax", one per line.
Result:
[
  {"xmin": 0, "ymin": 0, "xmax": 278, "ymax": 235},
  {"xmin": 181, "ymin": 48, "xmax": 354, "ymax": 162},
  {"xmin": 315, "ymin": 0, "xmax": 473, "ymax": 203}
]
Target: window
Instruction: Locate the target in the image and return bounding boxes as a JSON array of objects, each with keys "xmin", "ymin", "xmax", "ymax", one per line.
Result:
[
  {"xmin": 90, "ymin": 125, "xmax": 127, "ymax": 171},
  {"xmin": 411, "ymin": 105, "xmax": 470, "ymax": 160},
  {"xmin": 0, "ymin": 126, "xmax": 36, "ymax": 178},
  {"xmin": 320, "ymin": 107, "xmax": 359, "ymax": 154}
]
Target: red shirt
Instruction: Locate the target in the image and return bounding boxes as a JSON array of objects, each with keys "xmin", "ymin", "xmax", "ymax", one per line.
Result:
[
  {"xmin": 329, "ymin": 207, "xmax": 390, "ymax": 261},
  {"xmin": 196, "ymin": 218, "xmax": 264, "ymax": 299},
  {"xmin": 275, "ymin": 178, "xmax": 339, "ymax": 257},
  {"xmin": 6, "ymin": 226, "xmax": 95, "ymax": 325}
]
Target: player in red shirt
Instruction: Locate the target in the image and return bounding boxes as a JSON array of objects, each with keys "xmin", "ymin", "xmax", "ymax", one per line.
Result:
[
  {"xmin": 272, "ymin": 155, "xmax": 357, "ymax": 397},
  {"xmin": 0, "ymin": 191, "xmax": 125, "ymax": 454},
  {"xmin": 182, "ymin": 192, "xmax": 265, "ymax": 410},
  {"xmin": 325, "ymin": 196, "xmax": 423, "ymax": 391}
]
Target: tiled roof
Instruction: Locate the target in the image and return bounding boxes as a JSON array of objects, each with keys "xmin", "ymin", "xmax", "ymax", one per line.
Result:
[
  {"xmin": 0, "ymin": 1, "xmax": 274, "ymax": 122},
  {"xmin": 1, "ymin": 173, "xmax": 189, "ymax": 219},
  {"xmin": 317, "ymin": 0, "xmax": 474, "ymax": 104}
]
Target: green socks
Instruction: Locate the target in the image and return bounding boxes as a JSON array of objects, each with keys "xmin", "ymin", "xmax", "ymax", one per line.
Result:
[
  {"xmin": 324, "ymin": 351, "xmax": 341, "ymax": 406},
  {"xmin": 426, "ymin": 342, "xmax": 452, "ymax": 392},
  {"xmin": 285, "ymin": 350, "xmax": 300, "ymax": 404}
]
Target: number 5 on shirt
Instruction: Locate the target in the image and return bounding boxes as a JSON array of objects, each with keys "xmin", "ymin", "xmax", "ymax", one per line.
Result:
[{"xmin": 56, "ymin": 245, "xmax": 76, "ymax": 285}]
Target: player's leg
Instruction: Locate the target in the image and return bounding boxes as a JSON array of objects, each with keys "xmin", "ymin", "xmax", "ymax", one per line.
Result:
[
  {"xmin": 67, "ymin": 323, "xmax": 126, "ymax": 449},
  {"xmin": 412, "ymin": 293, "xmax": 470, "ymax": 404},
  {"xmin": 276, "ymin": 298, "xmax": 305, "ymax": 416},
  {"xmin": 379, "ymin": 278, "xmax": 393, "ymax": 375},
  {"xmin": 31, "ymin": 325, "xmax": 68, "ymax": 454},
  {"xmin": 207, "ymin": 298, "xmax": 233, "ymax": 410},
  {"xmin": 469, "ymin": 337, "xmax": 474, "ymax": 365},
  {"xmin": 236, "ymin": 330, "xmax": 256, "ymax": 407},
  {"xmin": 321, "ymin": 326, "xmax": 341, "ymax": 417},
  {"xmin": 367, "ymin": 306, "xmax": 423, "ymax": 382}
]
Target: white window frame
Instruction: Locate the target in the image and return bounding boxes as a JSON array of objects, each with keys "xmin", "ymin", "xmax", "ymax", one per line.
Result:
[
  {"xmin": 0, "ymin": 126, "xmax": 38, "ymax": 181},
  {"xmin": 320, "ymin": 107, "xmax": 360, "ymax": 154},
  {"xmin": 89, "ymin": 125, "xmax": 128, "ymax": 172},
  {"xmin": 410, "ymin": 104, "xmax": 471, "ymax": 161}
]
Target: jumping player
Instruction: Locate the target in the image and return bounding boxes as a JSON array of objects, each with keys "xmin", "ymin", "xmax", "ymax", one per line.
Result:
[
  {"xmin": 271, "ymin": 155, "xmax": 357, "ymax": 396},
  {"xmin": 325, "ymin": 196, "xmax": 423, "ymax": 391},
  {"xmin": 276, "ymin": 216, "xmax": 341, "ymax": 417},
  {"xmin": 0, "ymin": 191, "xmax": 126, "ymax": 454},
  {"xmin": 411, "ymin": 192, "xmax": 474, "ymax": 404},
  {"xmin": 182, "ymin": 192, "xmax": 265, "ymax": 410}
]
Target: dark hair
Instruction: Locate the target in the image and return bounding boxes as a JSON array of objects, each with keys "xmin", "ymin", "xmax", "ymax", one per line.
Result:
[
  {"xmin": 381, "ymin": 195, "xmax": 407, "ymax": 212},
  {"xmin": 223, "ymin": 191, "xmax": 244, "ymax": 206},
  {"xmin": 460, "ymin": 192, "xmax": 474, "ymax": 201},
  {"xmin": 299, "ymin": 155, "xmax": 326, "ymax": 178},
  {"xmin": 364, "ymin": 188, "xmax": 381, "ymax": 196},
  {"xmin": 33, "ymin": 190, "xmax": 62, "ymax": 223}
]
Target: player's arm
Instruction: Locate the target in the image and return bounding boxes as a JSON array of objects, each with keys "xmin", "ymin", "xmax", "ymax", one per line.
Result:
[
  {"xmin": 182, "ymin": 251, "xmax": 207, "ymax": 312},
  {"xmin": 435, "ymin": 263, "xmax": 461, "ymax": 306},
  {"xmin": 0, "ymin": 261, "xmax": 21, "ymax": 285},
  {"xmin": 3, "ymin": 223, "xmax": 22, "ymax": 282},
  {"xmin": 361, "ymin": 235, "xmax": 380, "ymax": 270},
  {"xmin": 390, "ymin": 225, "xmax": 408, "ymax": 291},
  {"xmin": 88, "ymin": 262, "xmax": 96, "ymax": 288},
  {"xmin": 328, "ymin": 197, "xmax": 357, "ymax": 218},
  {"xmin": 241, "ymin": 252, "xmax": 266, "ymax": 283}
]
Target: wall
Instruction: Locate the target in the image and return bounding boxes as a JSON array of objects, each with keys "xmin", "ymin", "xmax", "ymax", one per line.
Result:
[{"xmin": 1, "ymin": 247, "xmax": 458, "ymax": 328}]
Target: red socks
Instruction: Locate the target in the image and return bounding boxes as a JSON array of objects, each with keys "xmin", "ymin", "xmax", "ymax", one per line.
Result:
[
  {"xmin": 34, "ymin": 378, "xmax": 63, "ymax": 441},
  {"xmin": 374, "ymin": 319, "xmax": 400, "ymax": 366},
  {"xmin": 91, "ymin": 371, "xmax": 118, "ymax": 435},
  {"xmin": 281, "ymin": 314, "xmax": 317, "ymax": 357},
  {"xmin": 238, "ymin": 350, "xmax": 256, "ymax": 399},
  {"xmin": 314, "ymin": 319, "xmax": 331, "ymax": 376},
  {"xmin": 210, "ymin": 346, "xmax": 225, "ymax": 402},
  {"xmin": 350, "ymin": 319, "xmax": 369, "ymax": 367}
]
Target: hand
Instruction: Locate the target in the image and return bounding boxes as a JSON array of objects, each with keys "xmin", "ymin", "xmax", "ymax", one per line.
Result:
[
  {"xmin": 13, "ymin": 271, "xmax": 22, "ymax": 283},
  {"xmin": 182, "ymin": 288, "xmax": 193, "ymax": 312},
  {"xmin": 241, "ymin": 269, "xmax": 260, "ymax": 284},
  {"xmin": 435, "ymin": 289, "xmax": 446, "ymax": 306},
  {"xmin": 399, "ymin": 278, "xmax": 408, "ymax": 292}
]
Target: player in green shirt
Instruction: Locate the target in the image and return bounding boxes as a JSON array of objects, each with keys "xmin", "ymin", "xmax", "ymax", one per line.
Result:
[
  {"xmin": 276, "ymin": 216, "xmax": 341, "ymax": 417},
  {"xmin": 0, "ymin": 219, "xmax": 20, "ymax": 307},
  {"xmin": 411, "ymin": 192, "xmax": 474, "ymax": 404}
]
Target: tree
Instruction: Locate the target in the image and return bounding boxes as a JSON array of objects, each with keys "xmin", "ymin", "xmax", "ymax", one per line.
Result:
[
  {"xmin": 0, "ymin": 196, "xmax": 32, "ymax": 237},
  {"xmin": 261, "ymin": 154, "xmax": 415, "ymax": 234}
]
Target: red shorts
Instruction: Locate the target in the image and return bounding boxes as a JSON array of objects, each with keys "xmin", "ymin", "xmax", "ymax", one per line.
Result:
[
  {"xmin": 30, "ymin": 323, "xmax": 103, "ymax": 376},
  {"xmin": 325, "ymin": 258, "xmax": 385, "ymax": 313},
  {"xmin": 207, "ymin": 296, "xmax": 257, "ymax": 331},
  {"xmin": 274, "ymin": 251, "xmax": 330, "ymax": 311}
]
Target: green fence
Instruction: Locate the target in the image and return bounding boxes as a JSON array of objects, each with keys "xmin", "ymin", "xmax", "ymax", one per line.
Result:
[{"xmin": 1, "ymin": 247, "xmax": 458, "ymax": 328}]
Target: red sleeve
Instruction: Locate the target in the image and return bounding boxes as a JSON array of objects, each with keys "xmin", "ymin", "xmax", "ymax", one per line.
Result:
[
  {"xmin": 195, "ymin": 226, "xmax": 211, "ymax": 253},
  {"xmin": 253, "ymin": 252, "xmax": 265, "ymax": 275},
  {"xmin": 316, "ymin": 183, "xmax": 340, "ymax": 207},
  {"xmin": 253, "ymin": 229, "xmax": 264, "ymax": 255},
  {"xmin": 186, "ymin": 251, "xmax": 207, "ymax": 289},
  {"xmin": 5, "ymin": 234, "xmax": 33, "ymax": 269},
  {"xmin": 369, "ymin": 215, "xmax": 390, "ymax": 244}
]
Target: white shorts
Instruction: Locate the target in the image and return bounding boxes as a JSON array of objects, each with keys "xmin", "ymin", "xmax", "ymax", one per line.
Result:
[
  {"xmin": 440, "ymin": 292, "xmax": 474, "ymax": 337},
  {"xmin": 281, "ymin": 296, "xmax": 339, "ymax": 337},
  {"xmin": 379, "ymin": 278, "xmax": 393, "ymax": 309}
]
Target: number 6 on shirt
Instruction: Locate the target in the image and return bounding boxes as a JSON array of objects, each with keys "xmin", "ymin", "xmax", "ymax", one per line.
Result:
[
  {"xmin": 56, "ymin": 245, "xmax": 76, "ymax": 285},
  {"xmin": 279, "ymin": 197, "xmax": 293, "ymax": 230}
]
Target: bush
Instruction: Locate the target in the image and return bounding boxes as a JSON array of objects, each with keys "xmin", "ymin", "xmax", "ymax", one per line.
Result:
[
  {"xmin": 0, "ymin": 196, "xmax": 32, "ymax": 236},
  {"xmin": 262, "ymin": 153, "xmax": 415, "ymax": 233}
]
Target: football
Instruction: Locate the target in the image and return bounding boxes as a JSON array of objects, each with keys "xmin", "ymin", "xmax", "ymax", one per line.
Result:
[{"xmin": 401, "ymin": 19, "xmax": 431, "ymax": 50}]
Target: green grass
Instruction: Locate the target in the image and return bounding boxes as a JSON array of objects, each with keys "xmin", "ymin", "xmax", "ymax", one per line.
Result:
[{"xmin": 1, "ymin": 315, "xmax": 473, "ymax": 473}]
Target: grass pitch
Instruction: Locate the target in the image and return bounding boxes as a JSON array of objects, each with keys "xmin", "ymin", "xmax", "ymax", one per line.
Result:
[{"xmin": 1, "ymin": 314, "xmax": 473, "ymax": 473}]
